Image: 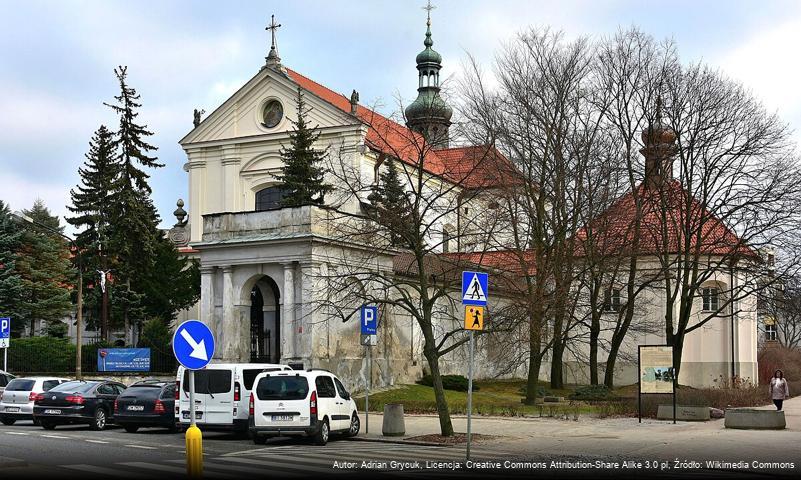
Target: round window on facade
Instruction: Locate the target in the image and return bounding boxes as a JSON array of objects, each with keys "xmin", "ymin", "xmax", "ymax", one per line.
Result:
[{"xmin": 261, "ymin": 99, "xmax": 283, "ymax": 128}]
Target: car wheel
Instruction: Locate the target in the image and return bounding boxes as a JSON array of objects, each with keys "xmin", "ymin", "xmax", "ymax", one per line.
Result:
[
  {"xmin": 41, "ymin": 421, "xmax": 56, "ymax": 430},
  {"xmin": 32, "ymin": 417, "xmax": 41, "ymax": 427},
  {"xmin": 90, "ymin": 408, "xmax": 108, "ymax": 431},
  {"xmin": 1, "ymin": 417, "xmax": 16, "ymax": 426},
  {"xmin": 348, "ymin": 414, "xmax": 360, "ymax": 437},
  {"xmin": 253, "ymin": 434, "xmax": 267, "ymax": 445},
  {"xmin": 313, "ymin": 418, "xmax": 329, "ymax": 446},
  {"xmin": 124, "ymin": 425, "xmax": 139, "ymax": 433}
]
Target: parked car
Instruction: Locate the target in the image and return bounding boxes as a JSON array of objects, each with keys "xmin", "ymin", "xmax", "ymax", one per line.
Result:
[
  {"xmin": 0, "ymin": 371, "xmax": 15, "ymax": 395},
  {"xmin": 33, "ymin": 380, "xmax": 126, "ymax": 430},
  {"xmin": 249, "ymin": 369, "xmax": 359, "ymax": 446},
  {"xmin": 0, "ymin": 377, "xmax": 70, "ymax": 425},
  {"xmin": 176, "ymin": 363, "xmax": 291, "ymax": 433},
  {"xmin": 114, "ymin": 379, "xmax": 176, "ymax": 433}
]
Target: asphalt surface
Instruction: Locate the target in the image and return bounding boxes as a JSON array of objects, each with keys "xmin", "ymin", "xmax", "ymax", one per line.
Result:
[{"xmin": 0, "ymin": 419, "xmax": 790, "ymax": 479}]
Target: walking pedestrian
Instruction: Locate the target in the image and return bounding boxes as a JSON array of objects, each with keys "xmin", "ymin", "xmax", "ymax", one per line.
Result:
[{"xmin": 769, "ymin": 369, "xmax": 790, "ymax": 411}]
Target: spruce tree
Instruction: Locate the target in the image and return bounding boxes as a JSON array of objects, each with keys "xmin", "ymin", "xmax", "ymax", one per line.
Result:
[
  {"xmin": 67, "ymin": 125, "xmax": 119, "ymax": 338},
  {"xmin": 277, "ymin": 87, "xmax": 332, "ymax": 207},
  {"xmin": 0, "ymin": 200, "xmax": 23, "ymax": 333},
  {"xmin": 16, "ymin": 200, "xmax": 73, "ymax": 336},
  {"xmin": 374, "ymin": 158, "xmax": 412, "ymax": 246}
]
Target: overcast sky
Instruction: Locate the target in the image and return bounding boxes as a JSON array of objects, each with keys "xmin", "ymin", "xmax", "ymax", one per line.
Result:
[{"xmin": 2, "ymin": 0, "xmax": 800, "ymax": 233}]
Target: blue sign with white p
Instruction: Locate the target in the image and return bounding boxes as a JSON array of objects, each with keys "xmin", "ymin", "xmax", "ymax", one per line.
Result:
[
  {"xmin": 0, "ymin": 317, "xmax": 9, "ymax": 349},
  {"xmin": 172, "ymin": 320, "xmax": 215, "ymax": 370},
  {"xmin": 360, "ymin": 306, "xmax": 378, "ymax": 335}
]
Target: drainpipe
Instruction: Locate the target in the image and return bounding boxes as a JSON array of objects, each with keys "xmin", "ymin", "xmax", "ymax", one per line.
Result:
[{"xmin": 729, "ymin": 262, "xmax": 737, "ymax": 382}]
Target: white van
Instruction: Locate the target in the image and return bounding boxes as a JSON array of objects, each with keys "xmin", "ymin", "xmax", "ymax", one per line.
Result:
[
  {"xmin": 249, "ymin": 369, "xmax": 359, "ymax": 445},
  {"xmin": 176, "ymin": 363, "xmax": 291, "ymax": 432}
]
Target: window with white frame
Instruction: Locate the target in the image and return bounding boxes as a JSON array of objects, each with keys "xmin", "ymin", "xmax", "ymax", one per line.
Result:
[
  {"xmin": 702, "ymin": 287, "xmax": 720, "ymax": 312},
  {"xmin": 765, "ymin": 323, "xmax": 778, "ymax": 342},
  {"xmin": 603, "ymin": 288, "xmax": 622, "ymax": 313}
]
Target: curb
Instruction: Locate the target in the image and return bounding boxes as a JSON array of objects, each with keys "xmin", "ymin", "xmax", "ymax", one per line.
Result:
[{"xmin": 346, "ymin": 436, "xmax": 448, "ymax": 447}]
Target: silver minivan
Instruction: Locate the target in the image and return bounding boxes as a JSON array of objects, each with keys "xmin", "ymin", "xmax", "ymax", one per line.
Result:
[
  {"xmin": 0, "ymin": 376, "xmax": 69, "ymax": 425},
  {"xmin": 176, "ymin": 363, "xmax": 291, "ymax": 432}
]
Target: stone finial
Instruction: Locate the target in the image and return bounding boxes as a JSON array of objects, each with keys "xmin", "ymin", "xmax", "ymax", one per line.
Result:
[
  {"xmin": 350, "ymin": 89, "xmax": 359, "ymax": 114},
  {"xmin": 173, "ymin": 199, "xmax": 188, "ymax": 227}
]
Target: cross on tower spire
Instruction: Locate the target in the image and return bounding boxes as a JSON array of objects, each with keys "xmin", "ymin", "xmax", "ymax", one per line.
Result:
[
  {"xmin": 423, "ymin": 0, "xmax": 436, "ymax": 26},
  {"xmin": 265, "ymin": 14, "xmax": 283, "ymax": 68}
]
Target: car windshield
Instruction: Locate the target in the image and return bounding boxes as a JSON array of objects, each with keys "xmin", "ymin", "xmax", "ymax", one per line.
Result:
[
  {"xmin": 50, "ymin": 381, "xmax": 98, "ymax": 394},
  {"xmin": 5, "ymin": 379, "xmax": 35, "ymax": 391},
  {"xmin": 256, "ymin": 376, "xmax": 309, "ymax": 401}
]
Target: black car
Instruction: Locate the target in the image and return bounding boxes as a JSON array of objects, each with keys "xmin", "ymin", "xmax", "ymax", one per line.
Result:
[
  {"xmin": 114, "ymin": 380, "xmax": 177, "ymax": 433},
  {"xmin": 33, "ymin": 380, "xmax": 126, "ymax": 430}
]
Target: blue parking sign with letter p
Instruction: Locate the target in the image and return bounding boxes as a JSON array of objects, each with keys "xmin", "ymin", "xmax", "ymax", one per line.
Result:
[
  {"xmin": 0, "ymin": 317, "xmax": 10, "ymax": 348},
  {"xmin": 360, "ymin": 306, "xmax": 378, "ymax": 335}
]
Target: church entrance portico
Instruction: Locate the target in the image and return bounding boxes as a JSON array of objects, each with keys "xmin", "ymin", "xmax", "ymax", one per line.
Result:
[{"xmin": 248, "ymin": 275, "xmax": 281, "ymax": 363}]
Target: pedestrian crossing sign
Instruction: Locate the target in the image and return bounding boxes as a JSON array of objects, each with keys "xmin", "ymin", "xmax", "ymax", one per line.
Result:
[
  {"xmin": 464, "ymin": 306, "xmax": 485, "ymax": 331},
  {"xmin": 462, "ymin": 271, "xmax": 488, "ymax": 306}
]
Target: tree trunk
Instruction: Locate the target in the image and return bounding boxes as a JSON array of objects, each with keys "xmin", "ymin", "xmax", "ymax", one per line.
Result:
[
  {"xmin": 589, "ymin": 314, "xmax": 600, "ymax": 385},
  {"xmin": 603, "ymin": 340, "xmax": 622, "ymax": 388},
  {"xmin": 423, "ymin": 346, "xmax": 454, "ymax": 436},
  {"xmin": 524, "ymin": 327, "xmax": 543, "ymax": 404},
  {"xmin": 550, "ymin": 341, "xmax": 565, "ymax": 389}
]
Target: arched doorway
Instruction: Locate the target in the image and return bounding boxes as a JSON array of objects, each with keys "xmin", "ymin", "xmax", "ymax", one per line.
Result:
[{"xmin": 250, "ymin": 276, "xmax": 280, "ymax": 363}]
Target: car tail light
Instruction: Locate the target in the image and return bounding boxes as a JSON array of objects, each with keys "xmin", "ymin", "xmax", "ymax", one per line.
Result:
[
  {"xmin": 29, "ymin": 392, "xmax": 38, "ymax": 402},
  {"xmin": 154, "ymin": 399, "xmax": 165, "ymax": 414},
  {"xmin": 310, "ymin": 391, "xmax": 317, "ymax": 416},
  {"xmin": 248, "ymin": 392, "xmax": 254, "ymax": 416},
  {"xmin": 234, "ymin": 382, "xmax": 241, "ymax": 402},
  {"xmin": 175, "ymin": 380, "xmax": 180, "ymax": 400},
  {"xmin": 114, "ymin": 399, "xmax": 119, "ymax": 413},
  {"xmin": 34, "ymin": 393, "xmax": 45, "ymax": 403},
  {"xmin": 65, "ymin": 395, "xmax": 85, "ymax": 405}
]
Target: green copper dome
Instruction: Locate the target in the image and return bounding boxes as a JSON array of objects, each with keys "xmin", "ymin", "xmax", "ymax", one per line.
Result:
[
  {"xmin": 405, "ymin": 89, "xmax": 453, "ymax": 123},
  {"xmin": 416, "ymin": 25, "xmax": 442, "ymax": 65}
]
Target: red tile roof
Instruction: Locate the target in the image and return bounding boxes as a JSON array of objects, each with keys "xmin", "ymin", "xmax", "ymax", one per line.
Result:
[
  {"xmin": 439, "ymin": 250, "xmax": 537, "ymax": 275},
  {"xmin": 285, "ymin": 68, "xmax": 518, "ymax": 189},
  {"xmin": 576, "ymin": 181, "xmax": 756, "ymax": 258}
]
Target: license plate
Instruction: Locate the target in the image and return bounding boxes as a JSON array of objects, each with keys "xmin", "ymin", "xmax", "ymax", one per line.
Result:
[
  {"xmin": 271, "ymin": 415, "xmax": 293, "ymax": 422},
  {"xmin": 5, "ymin": 407, "xmax": 20, "ymax": 413},
  {"xmin": 127, "ymin": 405, "xmax": 145, "ymax": 411},
  {"xmin": 43, "ymin": 409, "xmax": 61, "ymax": 415},
  {"xmin": 182, "ymin": 411, "xmax": 203, "ymax": 419}
]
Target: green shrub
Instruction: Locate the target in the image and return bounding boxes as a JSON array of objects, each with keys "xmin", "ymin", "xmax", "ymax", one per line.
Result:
[
  {"xmin": 518, "ymin": 385, "xmax": 551, "ymax": 397},
  {"xmin": 7, "ymin": 336, "xmax": 76, "ymax": 374},
  {"xmin": 416, "ymin": 374, "xmax": 479, "ymax": 392},
  {"xmin": 569, "ymin": 384, "xmax": 620, "ymax": 401}
]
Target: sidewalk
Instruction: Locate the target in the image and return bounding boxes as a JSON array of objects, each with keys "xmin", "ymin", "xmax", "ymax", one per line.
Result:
[{"xmin": 355, "ymin": 396, "xmax": 801, "ymax": 466}]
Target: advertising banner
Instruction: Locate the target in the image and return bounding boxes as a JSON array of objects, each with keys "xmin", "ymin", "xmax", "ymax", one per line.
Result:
[
  {"xmin": 97, "ymin": 348, "xmax": 151, "ymax": 372},
  {"xmin": 639, "ymin": 345, "xmax": 675, "ymax": 394}
]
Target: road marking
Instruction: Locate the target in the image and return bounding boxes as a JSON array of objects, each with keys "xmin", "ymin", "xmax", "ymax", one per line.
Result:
[
  {"xmin": 41, "ymin": 434, "xmax": 70, "ymax": 439},
  {"xmin": 5, "ymin": 431, "xmax": 29, "ymax": 435},
  {"xmin": 166, "ymin": 459, "xmax": 295, "ymax": 475},
  {"xmin": 119, "ymin": 462, "xmax": 240, "ymax": 478},
  {"xmin": 62, "ymin": 464, "xmax": 152, "ymax": 479},
  {"xmin": 125, "ymin": 444, "xmax": 157, "ymax": 450},
  {"xmin": 215, "ymin": 455, "xmax": 335, "ymax": 473},
  {"xmin": 85, "ymin": 439, "xmax": 110, "ymax": 444}
]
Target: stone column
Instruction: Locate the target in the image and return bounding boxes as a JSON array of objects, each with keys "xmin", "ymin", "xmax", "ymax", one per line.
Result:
[
  {"xmin": 299, "ymin": 262, "xmax": 316, "ymax": 364},
  {"xmin": 222, "ymin": 266, "xmax": 236, "ymax": 361},
  {"xmin": 221, "ymin": 147, "xmax": 241, "ymax": 213},
  {"xmin": 282, "ymin": 262, "xmax": 296, "ymax": 361},
  {"xmin": 200, "ymin": 265, "xmax": 215, "ymax": 327}
]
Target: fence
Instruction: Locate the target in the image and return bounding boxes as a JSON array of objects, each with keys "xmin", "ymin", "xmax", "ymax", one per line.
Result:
[{"xmin": 5, "ymin": 337, "xmax": 176, "ymax": 376}]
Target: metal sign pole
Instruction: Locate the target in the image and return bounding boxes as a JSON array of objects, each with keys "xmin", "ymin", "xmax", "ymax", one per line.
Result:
[
  {"xmin": 638, "ymin": 347, "xmax": 642, "ymax": 424},
  {"xmin": 366, "ymin": 345, "xmax": 371, "ymax": 434},
  {"xmin": 466, "ymin": 330, "xmax": 474, "ymax": 460},
  {"xmin": 189, "ymin": 370, "xmax": 196, "ymax": 427},
  {"xmin": 3, "ymin": 347, "xmax": 6, "ymax": 372}
]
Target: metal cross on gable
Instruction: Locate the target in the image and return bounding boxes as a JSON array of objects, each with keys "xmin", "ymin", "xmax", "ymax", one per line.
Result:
[{"xmin": 266, "ymin": 14, "xmax": 282, "ymax": 50}]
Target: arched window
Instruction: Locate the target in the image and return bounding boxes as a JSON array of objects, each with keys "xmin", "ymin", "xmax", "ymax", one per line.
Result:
[
  {"xmin": 702, "ymin": 287, "xmax": 720, "ymax": 312},
  {"xmin": 255, "ymin": 186, "xmax": 288, "ymax": 211}
]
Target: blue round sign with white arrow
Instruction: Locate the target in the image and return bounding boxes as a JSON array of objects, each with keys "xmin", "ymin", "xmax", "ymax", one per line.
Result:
[{"xmin": 172, "ymin": 320, "xmax": 215, "ymax": 370}]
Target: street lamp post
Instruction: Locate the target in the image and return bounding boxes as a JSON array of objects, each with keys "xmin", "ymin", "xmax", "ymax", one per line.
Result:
[{"xmin": 12, "ymin": 212, "xmax": 83, "ymax": 379}]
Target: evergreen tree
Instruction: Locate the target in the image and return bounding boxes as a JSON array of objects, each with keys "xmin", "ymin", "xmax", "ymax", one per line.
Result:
[
  {"xmin": 277, "ymin": 87, "xmax": 333, "ymax": 207},
  {"xmin": 66, "ymin": 125, "xmax": 119, "ymax": 338},
  {"xmin": 0, "ymin": 200, "xmax": 24, "ymax": 333},
  {"xmin": 373, "ymin": 158, "xmax": 412, "ymax": 247},
  {"xmin": 16, "ymin": 200, "xmax": 73, "ymax": 336}
]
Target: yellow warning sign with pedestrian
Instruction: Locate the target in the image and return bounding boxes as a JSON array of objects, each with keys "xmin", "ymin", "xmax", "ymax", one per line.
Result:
[{"xmin": 464, "ymin": 306, "xmax": 484, "ymax": 331}]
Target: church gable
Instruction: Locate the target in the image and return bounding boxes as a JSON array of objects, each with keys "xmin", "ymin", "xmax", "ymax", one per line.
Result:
[{"xmin": 181, "ymin": 67, "xmax": 360, "ymax": 146}]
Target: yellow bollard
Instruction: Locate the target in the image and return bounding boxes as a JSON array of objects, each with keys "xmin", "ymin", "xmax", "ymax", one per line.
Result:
[{"xmin": 185, "ymin": 425, "xmax": 203, "ymax": 477}]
